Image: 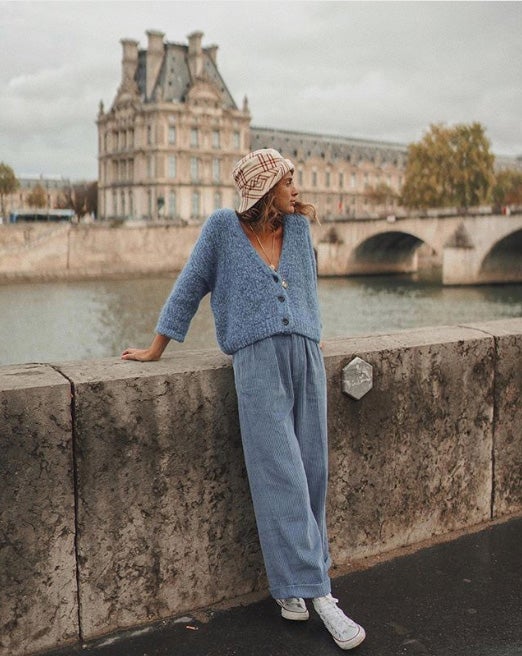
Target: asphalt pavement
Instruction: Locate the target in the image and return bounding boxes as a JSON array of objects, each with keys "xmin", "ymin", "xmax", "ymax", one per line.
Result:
[{"xmin": 45, "ymin": 515, "xmax": 522, "ymax": 656}]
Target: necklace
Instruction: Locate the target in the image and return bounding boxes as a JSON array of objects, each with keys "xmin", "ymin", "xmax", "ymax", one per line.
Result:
[
  {"xmin": 247, "ymin": 223, "xmax": 288, "ymax": 288},
  {"xmin": 249, "ymin": 224, "xmax": 277, "ymax": 270}
]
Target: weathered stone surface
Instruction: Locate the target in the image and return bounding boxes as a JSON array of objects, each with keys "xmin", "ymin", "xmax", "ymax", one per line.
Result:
[
  {"xmin": 57, "ymin": 352, "xmax": 262, "ymax": 641},
  {"xmin": 465, "ymin": 319, "xmax": 522, "ymax": 516},
  {"xmin": 323, "ymin": 325, "xmax": 496, "ymax": 562},
  {"xmin": 2, "ymin": 320, "xmax": 521, "ymax": 655},
  {"xmin": 0, "ymin": 364, "xmax": 77, "ymax": 656}
]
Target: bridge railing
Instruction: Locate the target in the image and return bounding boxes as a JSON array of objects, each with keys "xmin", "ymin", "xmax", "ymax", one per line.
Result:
[{"xmin": 1, "ymin": 319, "xmax": 521, "ymax": 656}]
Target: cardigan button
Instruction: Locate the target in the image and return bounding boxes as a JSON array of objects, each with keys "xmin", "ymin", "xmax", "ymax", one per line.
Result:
[
  {"xmin": 282, "ymin": 318, "xmax": 289, "ymax": 326},
  {"xmin": 277, "ymin": 295, "xmax": 285, "ymax": 302}
]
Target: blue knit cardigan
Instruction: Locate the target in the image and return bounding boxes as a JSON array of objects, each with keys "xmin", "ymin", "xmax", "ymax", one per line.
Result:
[{"xmin": 156, "ymin": 208, "xmax": 322, "ymax": 355}]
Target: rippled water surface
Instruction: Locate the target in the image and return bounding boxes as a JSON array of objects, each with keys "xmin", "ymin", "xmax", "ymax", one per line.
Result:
[{"xmin": 1, "ymin": 275, "xmax": 521, "ymax": 365}]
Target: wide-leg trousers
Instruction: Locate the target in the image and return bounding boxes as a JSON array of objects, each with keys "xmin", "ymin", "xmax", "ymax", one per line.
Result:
[{"xmin": 232, "ymin": 334, "xmax": 332, "ymax": 599}]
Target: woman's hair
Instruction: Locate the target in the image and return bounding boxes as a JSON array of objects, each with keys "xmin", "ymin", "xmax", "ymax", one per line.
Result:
[{"xmin": 237, "ymin": 185, "xmax": 318, "ymax": 230}]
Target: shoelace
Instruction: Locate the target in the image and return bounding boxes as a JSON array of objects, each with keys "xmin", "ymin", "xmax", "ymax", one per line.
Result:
[{"xmin": 315, "ymin": 596, "xmax": 358, "ymax": 632}]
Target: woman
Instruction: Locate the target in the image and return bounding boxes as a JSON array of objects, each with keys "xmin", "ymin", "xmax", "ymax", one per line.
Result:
[{"xmin": 122, "ymin": 148, "xmax": 366, "ymax": 650}]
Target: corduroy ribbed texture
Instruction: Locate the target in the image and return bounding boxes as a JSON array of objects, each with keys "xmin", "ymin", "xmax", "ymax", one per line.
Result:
[
  {"xmin": 232, "ymin": 334, "xmax": 332, "ymax": 599},
  {"xmin": 155, "ymin": 209, "xmax": 322, "ymax": 355}
]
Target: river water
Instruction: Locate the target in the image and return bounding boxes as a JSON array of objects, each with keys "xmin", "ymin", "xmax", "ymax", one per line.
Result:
[{"xmin": 1, "ymin": 274, "xmax": 521, "ymax": 365}]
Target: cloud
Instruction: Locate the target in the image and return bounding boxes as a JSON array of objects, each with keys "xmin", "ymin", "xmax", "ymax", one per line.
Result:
[{"xmin": 0, "ymin": 1, "xmax": 521, "ymax": 179}]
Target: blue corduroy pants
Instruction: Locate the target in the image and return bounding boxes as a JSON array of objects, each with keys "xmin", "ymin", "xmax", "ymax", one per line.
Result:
[{"xmin": 232, "ymin": 334, "xmax": 332, "ymax": 600}]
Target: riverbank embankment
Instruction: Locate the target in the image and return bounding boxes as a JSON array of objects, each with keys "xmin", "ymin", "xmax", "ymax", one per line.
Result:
[
  {"xmin": 0, "ymin": 222, "xmax": 200, "ymax": 283},
  {"xmin": 2, "ymin": 211, "xmax": 521, "ymax": 284},
  {"xmin": 1, "ymin": 318, "xmax": 521, "ymax": 656}
]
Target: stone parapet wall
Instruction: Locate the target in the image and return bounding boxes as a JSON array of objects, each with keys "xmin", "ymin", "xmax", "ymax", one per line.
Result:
[
  {"xmin": 0, "ymin": 223, "xmax": 201, "ymax": 282},
  {"xmin": 1, "ymin": 319, "xmax": 521, "ymax": 656}
]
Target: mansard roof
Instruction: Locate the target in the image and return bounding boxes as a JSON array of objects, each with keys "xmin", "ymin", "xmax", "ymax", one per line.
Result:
[
  {"xmin": 135, "ymin": 40, "xmax": 237, "ymax": 109},
  {"xmin": 251, "ymin": 126, "xmax": 408, "ymax": 167}
]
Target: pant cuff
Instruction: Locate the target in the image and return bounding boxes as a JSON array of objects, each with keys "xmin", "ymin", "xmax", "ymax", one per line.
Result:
[{"xmin": 270, "ymin": 579, "xmax": 331, "ymax": 600}]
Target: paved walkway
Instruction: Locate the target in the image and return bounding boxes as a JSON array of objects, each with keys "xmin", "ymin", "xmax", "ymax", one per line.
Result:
[{"xmin": 47, "ymin": 516, "xmax": 521, "ymax": 656}]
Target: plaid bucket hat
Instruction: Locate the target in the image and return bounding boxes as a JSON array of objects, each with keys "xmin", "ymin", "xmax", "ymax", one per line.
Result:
[{"xmin": 233, "ymin": 148, "xmax": 294, "ymax": 213}]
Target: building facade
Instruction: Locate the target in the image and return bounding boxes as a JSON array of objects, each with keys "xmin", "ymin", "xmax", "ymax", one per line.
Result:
[
  {"xmin": 97, "ymin": 29, "xmax": 410, "ymax": 222},
  {"xmin": 251, "ymin": 127, "xmax": 407, "ymax": 219},
  {"xmin": 97, "ymin": 30, "xmax": 521, "ymax": 222},
  {"xmin": 97, "ymin": 30, "xmax": 251, "ymax": 222}
]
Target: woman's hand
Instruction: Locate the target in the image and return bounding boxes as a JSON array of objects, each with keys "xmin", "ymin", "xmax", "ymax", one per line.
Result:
[
  {"xmin": 121, "ymin": 347, "xmax": 161, "ymax": 362},
  {"xmin": 121, "ymin": 334, "xmax": 171, "ymax": 362}
]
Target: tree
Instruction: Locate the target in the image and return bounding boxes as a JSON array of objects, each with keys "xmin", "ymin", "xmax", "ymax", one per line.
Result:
[
  {"xmin": 85, "ymin": 181, "xmax": 98, "ymax": 217},
  {"xmin": 26, "ymin": 184, "xmax": 48, "ymax": 209},
  {"xmin": 400, "ymin": 122, "xmax": 495, "ymax": 210},
  {"xmin": 365, "ymin": 182, "xmax": 398, "ymax": 209},
  {"xmin": 56, "ymin": 181, "xmax": 97, "ymax": 218},
  {"xmin": 0, "ymin": 162, "xmax": 19, "ymax": 219},
  {"xmin": 490, "ymin": 169, "xmax": 522, "ymax": 207}
]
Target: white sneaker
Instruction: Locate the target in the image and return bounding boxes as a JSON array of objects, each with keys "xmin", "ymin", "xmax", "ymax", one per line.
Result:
[
  {"xmin": 313, "ymin": 594, "xmax": 366, "ymax": 650},
  {"xmin": 275, "ymin": 597, "xmax": 310, "ymax": 621}
]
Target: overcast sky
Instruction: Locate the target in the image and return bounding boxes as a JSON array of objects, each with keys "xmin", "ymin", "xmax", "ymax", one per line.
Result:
[{"xmin": 1, "ymin": 0, "xmax": 521, "ymax": 180}]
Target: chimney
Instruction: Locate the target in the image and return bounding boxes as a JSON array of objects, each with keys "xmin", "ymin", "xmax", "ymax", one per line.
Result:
[
  {"xmin": 146, "ymin": 29, "xmax": 165, "ymax": 99},
  {"xmin": 187, "ymin": 30, "xmax": 204, "ymax": 78},
  {"xmin": 120, "ymin": 38, "xmax": 139, "ymax": 86}
]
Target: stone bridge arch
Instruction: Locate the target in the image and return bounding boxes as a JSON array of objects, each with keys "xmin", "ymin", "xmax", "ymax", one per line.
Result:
[
  {"xmin": 478, "ymin": 228, "xmax": 522, "ymax": 283},
  {"xmin": 348, "ymin": 230, "xmax": 426, "ymax": 275},
  {"xmin": 312, "ymin": 213, "xmax": 522, "ymax": 284},
  {"xmin": 313, "ymin": 218, "xmax": 450, "ymax": 277},
  {"xmin": 442, "ymin": 216, "xmax": 522, "ymax": 285}
]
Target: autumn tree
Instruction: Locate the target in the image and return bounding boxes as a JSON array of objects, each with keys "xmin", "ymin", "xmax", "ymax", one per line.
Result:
[
  {"xmin": 490, "ymin": 169, "xmax": 522, "ymax": 206},
  {"xmin": 400, "ymin": 122, "xmax": 495, "ymax": 210},
  {"xmin": 0, "ymin": 162, "xmax": 19, "ymax": 219},
  {"xmin": 26, "ymin": 183, "xmax": 48, "ymax": 209},
  {"xmin": 365, "ymin": 182, "xmax": 398, "ymax": 210}
]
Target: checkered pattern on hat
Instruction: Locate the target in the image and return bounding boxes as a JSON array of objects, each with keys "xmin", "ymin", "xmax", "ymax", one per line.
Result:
[{"xmin": 233, "ymin": 148, "xmax": 294, "ymax": 213}]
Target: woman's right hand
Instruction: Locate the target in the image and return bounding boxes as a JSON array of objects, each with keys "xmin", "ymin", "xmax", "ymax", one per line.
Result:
[
  {"xmin": 121, "ymin": 347, "xmax": 161, "ymax": 362},
  {"xmin": 121, "ymin": 334, "xmax": 171, "ymax": 362}
]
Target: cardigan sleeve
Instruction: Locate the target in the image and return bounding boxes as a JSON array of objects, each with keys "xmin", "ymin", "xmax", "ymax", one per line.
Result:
[{"xmin": 155, "ymin": 217, "xmax": 217, "ymax": 342}]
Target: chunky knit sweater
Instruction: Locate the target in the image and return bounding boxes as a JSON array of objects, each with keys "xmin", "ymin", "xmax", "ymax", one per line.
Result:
[{"xmin": 156, "ymin": 208, "xmax": 322, "ymax": 355}]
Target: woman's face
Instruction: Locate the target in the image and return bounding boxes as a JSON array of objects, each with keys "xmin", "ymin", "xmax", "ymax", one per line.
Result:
[{"xmin": 272, "ymin": 171, "xmax": 298, "ymax": 214}]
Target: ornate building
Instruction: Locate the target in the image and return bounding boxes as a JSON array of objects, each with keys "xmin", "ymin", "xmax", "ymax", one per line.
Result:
[
  {"xmin": 251, "ymin": 127, "xmax": 406, "ymax": 219},
  {"xmin": 96, "ymin": 30, "xmax": 409, "ymax": 222}
]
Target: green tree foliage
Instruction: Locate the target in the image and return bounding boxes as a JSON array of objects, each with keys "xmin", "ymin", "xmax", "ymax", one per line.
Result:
[
  {"xmin": 400, "ymin": 123, "xmax": 495, "ymax": 210},
  {"xmin": 26, "ymin": 183, "xmax": 48, "ymax": 209},
  {"xmin": 0, "ymin": 162, "xmax": 19, "ymax": 219},
  {"xmin": 490, "ymin": 169, "xmax": 522, "ymax": 206}
]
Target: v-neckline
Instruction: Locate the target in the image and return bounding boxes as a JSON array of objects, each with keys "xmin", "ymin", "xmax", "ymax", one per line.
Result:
[{"xmin": 236, "ymin": 216, "xmax": 287, "ymax": 274}]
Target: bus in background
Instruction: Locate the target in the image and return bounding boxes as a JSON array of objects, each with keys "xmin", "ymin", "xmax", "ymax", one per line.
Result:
[{"xmin": 8, "ymin": 209, "xmax": 75, "ymax": 223}]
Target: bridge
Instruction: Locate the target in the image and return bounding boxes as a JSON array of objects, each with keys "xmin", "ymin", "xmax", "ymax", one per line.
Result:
[
  {"xmin": 311, "ymin": 210, "xmax": 522, "ymax": 285},
  {"xmin": 0, "ymin": 211, "xmax": 520, "ymax": 285}
]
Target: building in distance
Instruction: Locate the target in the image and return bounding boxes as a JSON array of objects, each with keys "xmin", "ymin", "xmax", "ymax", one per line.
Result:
[
  {"xmin": 97, "ymin": 29, "xmax": 521, "ymax": 223},
  {"xmin": 97, "ymin": 29, "xmax": 410, "ymax": 222}
]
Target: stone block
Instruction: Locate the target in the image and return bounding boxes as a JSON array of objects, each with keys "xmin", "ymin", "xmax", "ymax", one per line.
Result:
[
  {"xmin": 0, "ymin": 364, "xmax": 77, "ymax": 656},
  {"xmin": 323, "ymin": 325, "xmax": 495, "ymax": 562},
  {"xmin": 465, "ymin": 319, "xmax": 522, "ymax": 516},
  {"xmin": 57, "ymin": 352, "xmax": 261, "ymax": 641}
]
